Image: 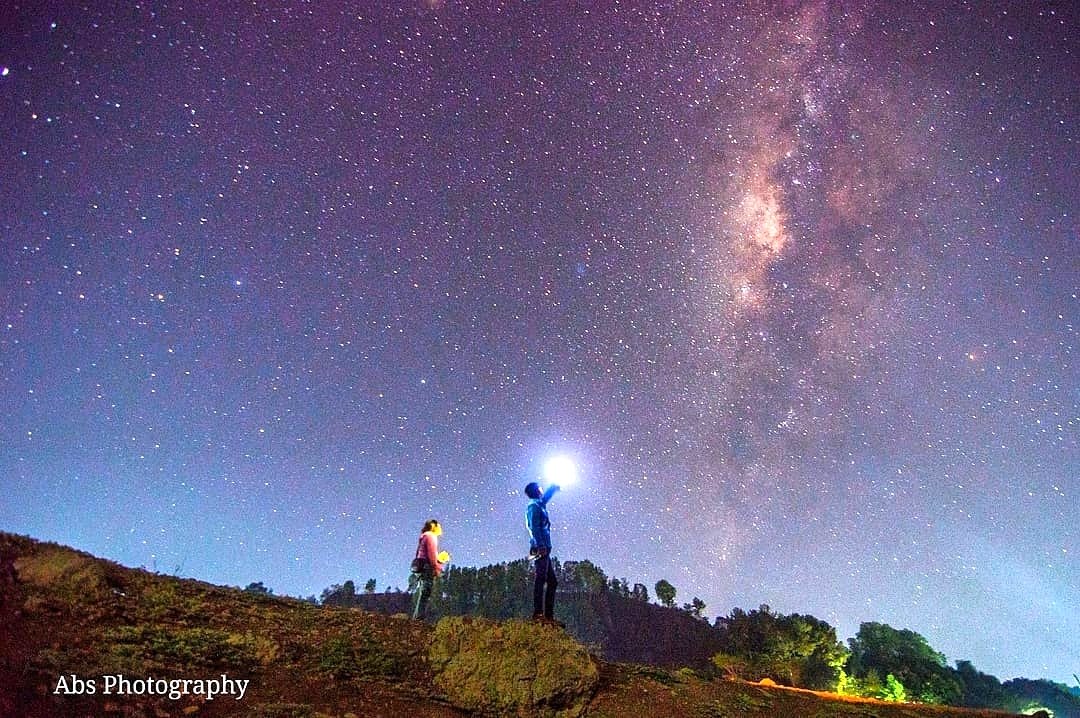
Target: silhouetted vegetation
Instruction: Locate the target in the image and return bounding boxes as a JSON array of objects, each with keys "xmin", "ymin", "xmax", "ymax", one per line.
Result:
[
  {"xmin": 313, "ymin": 557, "xmax": 1079, "ymax": 717},
  {"xmin": 3, "ymin": 531, "xmax": 1074, "ymax": 718},
  {"xmin": 684, "ymin": 596, "xmax": 707, "ymax": 619},
  {"xmin": 1001, "ymin": 677, "xmax": 1080, "ymax": 717},
  {"xmin": 654, "ymin": 578, "xmax": 676, "ymax": 607},
  {"xmin": 711, "ymin": 604, "xmax": 847, "ymax": 690},
  {"xmin": 319, "ymin": 579, "xmax": 356, "ymax": 607}
]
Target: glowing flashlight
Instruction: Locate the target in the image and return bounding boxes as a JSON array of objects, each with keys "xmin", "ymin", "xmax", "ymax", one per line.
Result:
[{"xmin": 543, "ymin": 455, "xmax": 578, "ymax": 488}]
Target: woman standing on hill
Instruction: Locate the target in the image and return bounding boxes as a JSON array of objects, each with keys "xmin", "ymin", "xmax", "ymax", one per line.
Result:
[{"xmin": 410, "ymin": 519, "xmax": 447, "ymax": 620}]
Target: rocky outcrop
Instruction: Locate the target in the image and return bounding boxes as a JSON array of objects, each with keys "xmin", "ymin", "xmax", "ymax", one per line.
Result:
[{"xmin": 428, "ymin": 616, "xmax": 599, "ymax": 717}]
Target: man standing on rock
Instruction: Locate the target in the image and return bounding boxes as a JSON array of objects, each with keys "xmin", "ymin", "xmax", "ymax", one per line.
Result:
[{"xmin": 524, "ymin": 481, "xmax": 560, "ymax": 623}]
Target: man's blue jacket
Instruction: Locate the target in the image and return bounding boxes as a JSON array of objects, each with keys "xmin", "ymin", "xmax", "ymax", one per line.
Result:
[{"xmin": 526, "ymin": 485, "xmax": 559, "ymax": 550}]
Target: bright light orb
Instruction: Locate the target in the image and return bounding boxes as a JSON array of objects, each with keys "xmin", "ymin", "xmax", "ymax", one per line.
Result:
[{"xmin": 543, "ymin": 455, "xmax": 578, "ymax": 487}]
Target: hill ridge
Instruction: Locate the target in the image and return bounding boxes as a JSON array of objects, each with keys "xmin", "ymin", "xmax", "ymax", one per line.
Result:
[{"xmin": 0, "ymin": 532, "xmax": 1032, "ymax": 717}]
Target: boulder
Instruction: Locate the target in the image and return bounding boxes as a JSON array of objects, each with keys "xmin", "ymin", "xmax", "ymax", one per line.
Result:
[{"xmin": 428, "ymin": 616, "xmax": 599, "ymax": 717}]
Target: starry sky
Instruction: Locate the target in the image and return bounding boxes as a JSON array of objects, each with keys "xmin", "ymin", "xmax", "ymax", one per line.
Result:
[{"xmin": 1, "ymin": 0, "xmax": 1076, "ymax": 685}]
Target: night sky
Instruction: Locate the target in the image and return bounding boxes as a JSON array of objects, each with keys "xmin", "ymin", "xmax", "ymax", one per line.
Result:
[{"xmin": 1, "ymin": 1, "xmax": 1076, "ymax": 684}]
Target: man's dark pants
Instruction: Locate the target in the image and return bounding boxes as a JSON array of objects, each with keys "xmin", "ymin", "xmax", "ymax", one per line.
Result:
[{"xmin": 533, "ymin": 550, "xmax": 557, "ymax": 619}]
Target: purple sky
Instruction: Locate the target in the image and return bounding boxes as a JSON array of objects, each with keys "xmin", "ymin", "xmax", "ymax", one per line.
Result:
[{"xmin": 1, "ymin": 1, "xmax": 1076, "ymax": 684}]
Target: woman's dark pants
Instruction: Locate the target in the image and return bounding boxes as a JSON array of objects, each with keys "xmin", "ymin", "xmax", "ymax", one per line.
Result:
[{"xmin": 412, "ymin": 569, "xmax": 434, "ymax": 619}]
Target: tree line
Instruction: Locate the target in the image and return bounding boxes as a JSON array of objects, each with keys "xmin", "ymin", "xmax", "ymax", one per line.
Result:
[
  {"xmin": 709, "ymin": 604, "xmax": 1076, "ymax": 715},
  {"xmin": 263, "ymin": 558, "xmax": 1079, "ymax": 717}
]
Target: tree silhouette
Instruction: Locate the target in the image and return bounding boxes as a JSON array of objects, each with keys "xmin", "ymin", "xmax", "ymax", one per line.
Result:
[
  {"xmin": 655, "ymin": 579, "xmax": 676, "ymax": 607},
  {"xmin": 954, "ymin": 660, "xmax": 1008, "ymax": 708},
  {"xmin": 320, "ymin": 580, "xmax": 357, "ymax": 606},
  {"xmin": 562, "ymin": 560, "xmax": 607, "ymax": 593},
  {"xmin": 683, "ymin": 597, "xmax": 706, "ymax": 619}
]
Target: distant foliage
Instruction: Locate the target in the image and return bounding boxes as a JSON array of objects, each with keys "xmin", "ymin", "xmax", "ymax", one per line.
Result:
[
  {"xmin": 712, "ymin": 604, "xmax": 847, "ymax": 690},
  {"xmin": 243, "ymin": 581, "xmax": 273, "ymax": 596},
  {"xmin": 654, "ymin": 579, "xmax": 676, "ymax": 607},
  {"xmin": 837, "ymin": 627, "xmax": 1079, "ymax": 714},
  {"xmin": 847, "ymin": 622, "xmax": 961, "ymax": 704},
  {"xmin": 428, "ymin": 559, "xmax": 534, "ymax": 620},
  {"xmin": 562, "ymin": 560, "xmax": 608, "ymax": 593},
  {"xmin": 683, "ymin": 597, "xmax": 706, "ymax": 619},
  {"xmin": 1000, "ymin": 677, "xmax": 1080, "ymax": 718},
  {"xmin": 954, "ymin": 659, "xmax": 1009, "ymax": 708},
  {"xmin": 307, "ymin": 558, "xmax": 1076, "ymax": 717},
  {"xmin": 320, "ymin": 580, "xmax": 358, "ymax": 607},
  {"xmin": 609, "ymin": 577, "xmax": 631, "ymax": 597}
]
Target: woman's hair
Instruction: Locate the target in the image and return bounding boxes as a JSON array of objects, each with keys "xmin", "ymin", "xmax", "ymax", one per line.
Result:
[{"xmin": 421, "ymin": 519, "xmax": 440, "ymax": 533}]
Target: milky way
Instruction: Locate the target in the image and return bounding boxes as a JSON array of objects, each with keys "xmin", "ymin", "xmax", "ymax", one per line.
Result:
[{"xmin": 1, "ymin": 1, "xmax": 1076, "ymax": 683}]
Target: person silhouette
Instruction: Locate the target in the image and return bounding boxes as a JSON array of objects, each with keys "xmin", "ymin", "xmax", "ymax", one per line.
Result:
[
  {"xmin": 410, "ymin": 519, "xmax": 445, "ymax": 619},
  {"xmin": 524, "ymin": 482, "xmax": 560, "ymax": 622}
]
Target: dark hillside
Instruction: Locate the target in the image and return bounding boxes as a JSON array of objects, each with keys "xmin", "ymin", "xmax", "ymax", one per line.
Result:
[
  {"xmin": 571, "ymin": 589, "xmax": 725, "ymax": 668},
  {"xmin": 354, "ymin": 588, "xmax": 724, "ymax": 668},
  {"xmin": 0, "ymin": 532, "xmax": 1039, "ymax": 718}
]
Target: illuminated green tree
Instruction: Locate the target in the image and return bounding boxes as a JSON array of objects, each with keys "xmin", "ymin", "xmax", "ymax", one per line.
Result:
[
  {"xmin": 713, "ymin": 605, "xmax": 848, "ymax": 689},
  {"xmin": 836, "ymin": 668, "xmax": 858, "ymax": 696},
  {"xmin": 881, "ymin": 673, "xmax": 907, "ymax": 702},
  {"xmin": 847, "ymin": 622, "xmax": 961, "ymax": 704}
]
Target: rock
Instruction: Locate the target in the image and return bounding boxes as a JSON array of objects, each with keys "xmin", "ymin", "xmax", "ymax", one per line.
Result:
[{"xmin": 428, "ymin": 616, "xmax": 599, "ymax": 717}]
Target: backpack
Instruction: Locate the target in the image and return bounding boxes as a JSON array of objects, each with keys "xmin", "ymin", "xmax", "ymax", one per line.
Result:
[{"xmin": 410, "ymin": 535, "xmax": 431, "ymax": 574}]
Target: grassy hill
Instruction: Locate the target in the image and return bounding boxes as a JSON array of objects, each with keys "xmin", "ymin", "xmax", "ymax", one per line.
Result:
[{"xmin": 0, "ymin": 531, "xmax": 1027, "ymax": 718}]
